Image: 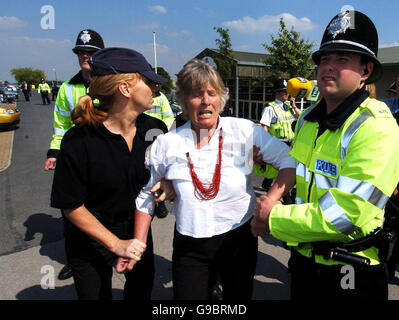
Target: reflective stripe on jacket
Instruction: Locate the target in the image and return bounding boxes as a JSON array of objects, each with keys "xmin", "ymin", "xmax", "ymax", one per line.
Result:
[{"xmin": 269, "ymin": 97, "xmax": 399, "ymax": 265}]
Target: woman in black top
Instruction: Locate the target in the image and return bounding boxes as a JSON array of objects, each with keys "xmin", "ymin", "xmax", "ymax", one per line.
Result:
[{"xmin": 51, "ymin": 48, "xmax": 171, "ymax": 300}]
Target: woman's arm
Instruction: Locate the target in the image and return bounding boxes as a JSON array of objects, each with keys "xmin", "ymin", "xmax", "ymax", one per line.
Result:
[
  {"xmin": 115, "ymin": 209, "xmax": 153, "ymax": 273},
  {"xmin": 266, "ymin": 167, "xmax": 296, "ymax": 202},
  {"xmin": 64, "ymin": 205, "xmax": 146, "ymax": 260}
]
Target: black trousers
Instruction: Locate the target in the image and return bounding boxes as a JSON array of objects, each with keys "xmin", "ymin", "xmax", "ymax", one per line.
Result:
[
  {"xmin": 22, "ymin": 91, "xmax": 30, "ymax": 101},
  {"xmin": 172, "ymin": 219, "xmax": 258, "ymax": 300},
  {"xmin": 289, "ymin": 248, "xmax": 388, "ymax": 300},
  {"xmin": 65, "ymin": 226, "xmax": 154, "ymax": 300},
  {"xmin": 41, "ymin": 92, "xmax": 50, "ymax": 104}
]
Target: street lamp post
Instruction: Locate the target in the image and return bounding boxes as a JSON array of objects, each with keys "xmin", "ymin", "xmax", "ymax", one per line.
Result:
[
  {"xmin": 153, "ymin": 31, "xmax": 157, "ymax": 73},
  {"xmin": 53, "ymin": 68, "xmax": 58, "ymax": 83}
]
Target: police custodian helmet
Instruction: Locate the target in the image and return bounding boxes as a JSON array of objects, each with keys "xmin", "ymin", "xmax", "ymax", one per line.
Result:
[
  {"xmin": 312, "ymin": 10, "xmax": 381, "ymax": 84},
  {"xmin": 273, "ymin": 78, "xmax": 288, "ymax": 92},
  {"xmin": 72, "ymin": 29, "xmax": 105, "ymax": 54}
]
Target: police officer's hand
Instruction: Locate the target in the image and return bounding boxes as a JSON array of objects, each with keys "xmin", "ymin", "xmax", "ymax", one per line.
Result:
[
  {"xmin": 251, "ymin": 195, "xmax": 281, "ymax": 237},
  {"xmin": 44, "ymin": 157, "xmax": 56, "ymax": 170},
  {"xmin": 253, "ymin": 146, "xmax": 265, "ymax": 165},
  {"xmin": 151, "ymin": 179, "xmax": 176, "ymax": 203}
]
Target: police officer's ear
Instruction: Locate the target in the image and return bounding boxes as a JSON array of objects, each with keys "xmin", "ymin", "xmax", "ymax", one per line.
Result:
[{"xmin": 361, "ymin": 61, "xmax": 374, "ymax": 84}]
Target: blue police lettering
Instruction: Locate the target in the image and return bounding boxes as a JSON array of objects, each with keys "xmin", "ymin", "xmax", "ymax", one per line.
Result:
[{"xmin": 315, "ymin": 159, "xmax": 337, "ymax": 177}]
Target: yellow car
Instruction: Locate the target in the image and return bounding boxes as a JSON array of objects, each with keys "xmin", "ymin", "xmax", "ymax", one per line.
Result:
[{"xmin": 0, "ymin": 105, "xmax": 20, "ymax": 128}]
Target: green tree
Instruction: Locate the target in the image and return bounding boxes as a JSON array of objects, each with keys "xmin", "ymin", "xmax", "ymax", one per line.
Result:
[
  {"xmin": 10, "ymin": 67, "xmax": 46, "ymax": 86},
  {"xmin": 262, "ymin": 18, "xmax": 315, "ymax": 81},
  {"xmin": 213, "ymin": 27, "xmax": 236, "ymax": 81},
  {"xmin": 156, "ymin": 66, "xmax": 173, "ymax": 95}
]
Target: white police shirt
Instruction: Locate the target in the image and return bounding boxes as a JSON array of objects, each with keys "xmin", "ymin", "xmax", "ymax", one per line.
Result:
[{"xmin": 135, "ymin": 116, "xmax": 295, "ymax": 238}]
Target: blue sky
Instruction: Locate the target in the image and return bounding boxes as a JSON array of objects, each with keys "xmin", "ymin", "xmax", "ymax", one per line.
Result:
[{"xmin": 1, "ymin": 0, "xmax": 398, "ymax": 82}]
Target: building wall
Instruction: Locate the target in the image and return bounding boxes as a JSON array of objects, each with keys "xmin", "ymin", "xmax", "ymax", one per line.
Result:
[{"xmin": 375, "ymin": 65, "xmax": 399, "ymax": 99}]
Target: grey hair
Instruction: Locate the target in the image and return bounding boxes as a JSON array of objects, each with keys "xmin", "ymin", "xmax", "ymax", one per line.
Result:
[{"xmin": 175, "ymin": 59, "xmax": 229, "ymax": 113}]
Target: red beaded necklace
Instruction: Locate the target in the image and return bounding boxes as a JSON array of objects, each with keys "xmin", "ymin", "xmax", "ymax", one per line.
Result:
[{"xmin": 186, "ymin": 129, "xmax": 223, "ymax": 200}]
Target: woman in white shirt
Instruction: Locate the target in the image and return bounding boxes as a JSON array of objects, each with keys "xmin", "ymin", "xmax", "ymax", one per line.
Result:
[{"xmin": 117, "ymin": 59, "xmax": 296, "ymax": 300}]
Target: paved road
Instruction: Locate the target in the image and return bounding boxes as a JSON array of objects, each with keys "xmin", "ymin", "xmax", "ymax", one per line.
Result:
[{"xmin": 0, "ymin": 92, "xmax": 398, "ymax": 300}]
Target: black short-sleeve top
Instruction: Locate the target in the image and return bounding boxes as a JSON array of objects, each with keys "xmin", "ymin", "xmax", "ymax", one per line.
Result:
[{"xmin": 51, "ymin": 113, "xmax": 167, "ymax": 229}]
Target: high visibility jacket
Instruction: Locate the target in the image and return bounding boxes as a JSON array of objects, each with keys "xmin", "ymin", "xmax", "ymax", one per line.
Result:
[
  {"xmin": 268, "ymin": 101, "xmax": 296, "ymax": 140},
  {"xmin": 38, "ymin": 83, "xmax": 51, "ymax": 93},
  {"xmin": 254, "ymin": 101, "xmax": 296, "ymax": 179},
  {"xmin": 269, "ymin": 97, "xmax": 399, "ymax": 265},
  {"xmin": 49, "ymin": 79, "xmax": 87, "ymax": 151},
  {"xmin": 145, "ymin": 92, "xmax": 174, "ymax": 130}
]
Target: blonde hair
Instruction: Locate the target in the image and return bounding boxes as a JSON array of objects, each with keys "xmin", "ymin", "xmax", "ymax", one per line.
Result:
[
  {"xmin": 175, "ymin": 59, "xmax": 229, "ymax": 113},
  {"xmin": 71, "ymin": 73, "xmax": 141, "ymax": 127},
  {"xmin": 366, "ymin": 83, "xmax": 376, "ymax": 99}
]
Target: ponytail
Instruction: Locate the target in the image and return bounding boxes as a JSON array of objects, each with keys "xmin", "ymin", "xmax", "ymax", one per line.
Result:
[{"xmin": 71, "ymin": 95, "xmax": 108, "ymax": 128}]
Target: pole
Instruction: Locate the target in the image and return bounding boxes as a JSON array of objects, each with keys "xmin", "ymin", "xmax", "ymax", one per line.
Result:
[
  {"xmin": 53, "ymin": 68, "xmax": 57, "ymax": 82},
  {"xmin": 153, "ymin": 31, "xmax": 158, "ymax": 73},
  {"xmin": 235, "ymin": 75, "xmax": 239, "ymax": 117}
]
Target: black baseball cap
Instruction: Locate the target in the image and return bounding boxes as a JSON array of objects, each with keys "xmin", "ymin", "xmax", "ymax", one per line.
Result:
[{"xmin": 89, "ymin": 47, "xmax": 166, "ymax": 84}]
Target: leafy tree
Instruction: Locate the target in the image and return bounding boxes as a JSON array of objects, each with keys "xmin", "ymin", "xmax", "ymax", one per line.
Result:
[
  {"xmin": 213, "ymin": 27, "xmax": 236, "ymax": 81},
  {"xmin": 156, "ymin": 66, "xmax": 173, "ymax": 95},
  {"xmin": 262, "ymin": 18, "xmax": 315, "ymax": 81},
  {"xmin": 10, "ymin": 67, "xmax": 46, "ymax": 86}
]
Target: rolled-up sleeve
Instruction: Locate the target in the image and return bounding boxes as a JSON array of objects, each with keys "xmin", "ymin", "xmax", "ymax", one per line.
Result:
[
  {"xmin": 135, "ymin": 135, "xmax": 167, "ymax": 215},
  {"xmin": 253, "ymin": 125, "xmax": 295, "ymax": 170}
]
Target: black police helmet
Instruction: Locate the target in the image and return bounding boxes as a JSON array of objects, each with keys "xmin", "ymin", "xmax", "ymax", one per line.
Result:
[
  {"xmin": 72, "ymin": 29, "xmax": 104, "ymax": 54},
  {"xmin": 312, "ymin": 11, "xmax": 381, "ymax": 84},
  {"xmin": 273, "ymin": 78, "xmax": 288, "ymax": 92}
]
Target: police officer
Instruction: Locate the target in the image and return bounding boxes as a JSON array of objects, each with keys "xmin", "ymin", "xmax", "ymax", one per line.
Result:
[
  {"xmin": 254, "ymin": 78, "xmax": 300, "ymax": 199},
  {"xmin": 38, "ymin": 79, "xmax": 51, "ymax": 105},
  {"xmin": 251, "ymin": 10, "xmax": 399, "ymax": 300},
  {"xmin": 44, "ymin": 29, "xmax": 105, "ymax": 171},
  {"xmin": 44, "ymin": 29, "xmax": 105, "ymax": 281}
]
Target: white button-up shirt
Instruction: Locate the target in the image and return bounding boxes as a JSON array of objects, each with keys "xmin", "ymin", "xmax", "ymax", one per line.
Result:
[{"xmin": 136, "ymin": 117, "xmax": 295, "ymax": 238}]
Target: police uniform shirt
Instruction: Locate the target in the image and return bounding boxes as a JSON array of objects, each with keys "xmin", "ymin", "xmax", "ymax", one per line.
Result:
[{"xmin": 51, "ymin": 113, "xmax": 167, "ymax": 237}]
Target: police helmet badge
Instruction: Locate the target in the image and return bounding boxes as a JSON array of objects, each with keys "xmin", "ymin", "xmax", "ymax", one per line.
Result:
[
  {"xmin": 80, "ymin": 30, "xmax": 92, "ymax": 44},
  {"xmin": 327, "ymin": 11, "xmax": 352, "ymax": 39}
]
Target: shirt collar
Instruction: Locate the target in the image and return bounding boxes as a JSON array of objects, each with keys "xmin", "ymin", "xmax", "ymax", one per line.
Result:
[
  {"xmin": 305, "ymin": 88, "xmax": 369, "ymax": 131},
  {"xmin": 274, "ymin": 99, "xmax": 284, "ymax": 106},
  {"xmin": 177, "ymin": 116, "xmax": 234, "ymax": 142}
]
